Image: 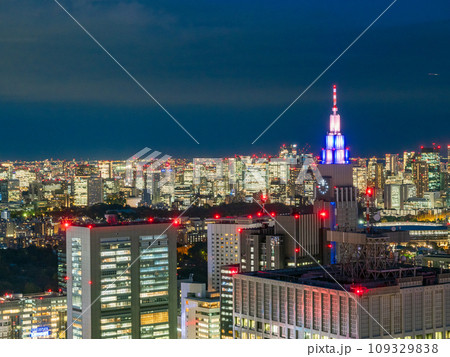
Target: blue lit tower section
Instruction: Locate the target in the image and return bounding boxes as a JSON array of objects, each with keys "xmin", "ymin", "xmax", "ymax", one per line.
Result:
[{"xmin": 321, "ymin": 85, "xmax": 350, "ymax": 164}]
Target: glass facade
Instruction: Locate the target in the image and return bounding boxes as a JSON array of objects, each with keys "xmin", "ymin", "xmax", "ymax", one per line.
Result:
[
  {"xmin": 99, "ymin": 237, "xmax": 132, "ymax": 338},
  {"xmin": 139, "ymin": 235, "xmax": 170, "ymax": 338},
  {"xmin": 71, "ymin": 237, "xmax": 83, "ymax": 339}
]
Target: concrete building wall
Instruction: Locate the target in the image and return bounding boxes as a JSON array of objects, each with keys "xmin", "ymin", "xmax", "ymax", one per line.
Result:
[{"xmin": 232, "ymin": 273, "xmax": 450, "ymax": 339}]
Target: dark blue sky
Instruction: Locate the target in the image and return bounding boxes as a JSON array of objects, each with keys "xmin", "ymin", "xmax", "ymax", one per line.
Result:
[{"xmin": 0, "ymin": 0, "xmax": 449, "ymax": 160}]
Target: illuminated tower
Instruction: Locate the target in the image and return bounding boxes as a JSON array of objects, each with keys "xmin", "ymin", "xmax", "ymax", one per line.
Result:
[{"xmin": 321, "ymin": 85, "xmax": 350, "ymax": 164}]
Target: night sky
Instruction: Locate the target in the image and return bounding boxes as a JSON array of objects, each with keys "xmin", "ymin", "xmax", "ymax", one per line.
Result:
[{"xmin": 0, "ymin": 0, "xmax": 449, "ymax": 160}]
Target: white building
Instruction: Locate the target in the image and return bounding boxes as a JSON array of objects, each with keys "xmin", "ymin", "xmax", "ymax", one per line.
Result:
[
  {"xmin": 207, "ymin": 217, "xmax": 264, "ymax": 291},
  {"xmin": 180, "ymin": 282, "xmax": 220, "ymax": 339}
]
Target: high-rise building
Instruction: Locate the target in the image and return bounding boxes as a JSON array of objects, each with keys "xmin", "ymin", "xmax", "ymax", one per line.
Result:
[
  {"xmin": 232, "ymin": 265, "xmax": 450, "ymax": 339},
  {"xmin": 73, "ymin": 176, "xmax": 88, "ymax": 206},
  {"xmin": 403, "ymin": 152, "xmax": 416, "ymax": 173},
  {"xmin": 66, "ymin": 222, "xmax": 177, "ymax": 339},
  {"xmin": 385, "ymin": 154, "xmax": 399, "ymax": 176},
  {"xmin": 448, "ymin": 145, "xmax": 450, "ymax": 174},
  {"xmin": 98, "ymin": 161, "xmax": 113, "ymax": 179},
  {"xmin": 374, "ymin": 162, "xmax": 385, "ymax": 190},
  {"xmin": 207, "ymin": 217, "xmax": 263, "ymax": 291},
  {"xmin": 413, "ymin": 160, "xmax": 429, "ymax": 198},
  {"xmin": 384, "ymin": 183, "xmax": 416, "ymax": 210},
  {"xmin": 73, "ymin": 176, "xmax": 103, "ymax": 206},
  {"xmin": 220, "ymin": 264, "xmax": 240, "ymax": 339},
  {"xmin": 217, "ymin": 213, "xmax": 331, "ymax": 339},
  {"xmin": 87, "ymin": 177, "xmax": 103, "ymax": 206},
  {"xmin": 352, "ymin": 166, "xmax": 367, "ymax": 195},
  {"xmin": 421, "ymin": 145, "xmax": 441, "ymax": 192},
  {"xmin": 232, "ymin": 227, "xmax": 450, "ymax": 339},
  {"xmin": 0, "ymin": 179, "xmax": 21, "ymax": 203},
  {"xmin": 321, "ymin": 85, "xmax": 350, "ymax": 165},
  {"xmin": 180, "ymin": 282, "xmax": 220, "ymax": 339}
]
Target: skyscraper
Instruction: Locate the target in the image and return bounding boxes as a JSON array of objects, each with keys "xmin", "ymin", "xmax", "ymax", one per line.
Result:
[
  {"xmin": 421, "ymin": 145, "xmax": 441, "ymax": 192},
  {"xmin": 413, "ymin": 160, "xmax": 429, "ymax": 198},
  {"xmin": 321, "ymin": 85, "xmax": 350, "ymax": 165},
  {"xmin": 66, "ymin": 222, "xmax": 177, "ymax": 339},
  {"xmin": 207, "ymin": 217, "xmax": 263, "ymax": 291}
]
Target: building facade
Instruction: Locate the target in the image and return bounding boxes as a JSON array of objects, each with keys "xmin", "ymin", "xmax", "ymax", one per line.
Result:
[
  {"xmin": 232, "ymin": 267, "xmax": 450, "ymax": 339},
  {"xmin": 0, "ymin": 292, "xmax": 67, "ymax": 339},
  {"xmin": 66, "ymin": 223, "xmax": 177, "ymax": 339},
  {"xmin": 180, "ymin": 282, "xmax": 220, "ymax": 339}
]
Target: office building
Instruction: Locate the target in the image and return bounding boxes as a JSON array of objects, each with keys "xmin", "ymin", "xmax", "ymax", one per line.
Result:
[
  {"xmin": 66, "ymin": 222, "xmax": 177, "ymax": 339},
  {"xmin": 385, "ymin": 154, "xmax": 399, "ymax": 176},
  {"xmin": 88, "ymin": 177, "xmax": 103, "ymax": 206},
  {"xmin": 232, "ymin": 264, "xmax": 450, "ymax": 339},
  {"xmin": 98, "ymin": 161, "xmax": 113, "ymax": 179},
  {"xmin": 413, "ymin": 160, "xmax": 429, "ymax": 198},
  {"xmin": 73, "ymin": 176, "xmax": 103, "ymax": 207},
  {"xmin": 218, "ymin": 212, "xmax": 331, "ymax": 339},
  {"xmin": 384, "ymin": 183, "xmax": 416, "ymax": 210},
  {"xmin": 207, "ymin": 217, "xmax": 263, "ymax": 291},
  {"xmin": 0, "ymin": 179, "xmax": 21, "ymax": 203},
  {"xmin": 352, "ymin": 166, "xmax": 367, "ymax": 195},
  {"xmin": 421, "ymin": 145, "xmax": 441, "ymax": 192},
  {"xmin": 180, "ymin": 282, "xmax": 220, "ymax": 339},
  {"xmin": 0, "ymin": 292, "xmax": 67, "ymax": 339},
  {"xmin": 232, "ymin": 229, "xmax": 450, "ymax": 339},
  {"xmin": 220, "ymin": 264, "xmax": 240, "ymax": 339}
]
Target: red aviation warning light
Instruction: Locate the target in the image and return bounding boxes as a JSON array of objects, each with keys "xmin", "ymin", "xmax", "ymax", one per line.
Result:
[
  {"xmin": 295, "ymin": 248, "xmax": 300, "ymax": 253},
  {"xmin": 319, "ymin": 210, "xmax": 328, "ymax": 219},
  {"xmin": 294, "ymin": 214, "xmax": 300, "ymax": 219},
  {"xmin": 261, "ymin": 194, "xmax": 267, "ymax": 202},
  {"xmin": 270, "ymin": 212, "xmax": 276, "ymax": 217},
  {"xmin": 214, "ymin": 214, "xmax": 221, "ymax": 219},
  {"xmin": 64, "ymin": 222, "xmax": 70, "ymax": 228},
  {"xmin": 353, "ymin": 286, "xmax": 367, "ymax": 296},
  {"xmin": 237, "ymin": 228, "xmax": 242, "ymax": 233},
  {"xmin": 247, "ymin": 215, "xmax": 253, "ymax": 219},
  {"xmin": 148, "ymin": 217, "xmax": 154, "ymax": 223},
  {"xmin": 257, "ymin": 212, "xmax": 262, "ymax": 217},
  {"xmin": 366, "ymin": 187, "xmax": 373, "ymax": 197},
  {"xmin": 327, "ymin": 243, "xmax": 333, "ymax": 248}
]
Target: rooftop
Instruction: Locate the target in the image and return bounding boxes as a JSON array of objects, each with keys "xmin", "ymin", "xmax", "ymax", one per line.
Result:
[{"xmin": 238, "ymin": 265, "xmax": 450, "ymax": 293}]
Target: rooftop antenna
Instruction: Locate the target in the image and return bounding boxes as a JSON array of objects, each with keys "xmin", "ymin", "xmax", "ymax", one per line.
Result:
[{"xmin": 332, "ymin": 84, "xmax": 338, "ymax": 115}]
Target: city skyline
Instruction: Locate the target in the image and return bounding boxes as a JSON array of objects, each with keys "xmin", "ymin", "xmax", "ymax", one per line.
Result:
[{"xmin": 1, "ymin": 1, "xmax": 450, "ymax": 344}]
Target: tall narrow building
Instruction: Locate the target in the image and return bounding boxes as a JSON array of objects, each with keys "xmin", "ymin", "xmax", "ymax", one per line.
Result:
[
  {"xmin": 66, "ymin": 222, "xmax": 177, "ymax": 339},
  {"xmin": 321, "ymin": 85, "xmax": 350, "ymax": 165}
]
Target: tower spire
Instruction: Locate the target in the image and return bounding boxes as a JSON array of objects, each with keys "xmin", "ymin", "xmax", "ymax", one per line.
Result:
[
  {"xmin": 332, "ymin": 84, "xmax": 338, "ymax": 114},
  {"xmin": 322, "ymin": 84, "xmax": 349, "ymax": 164}
]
